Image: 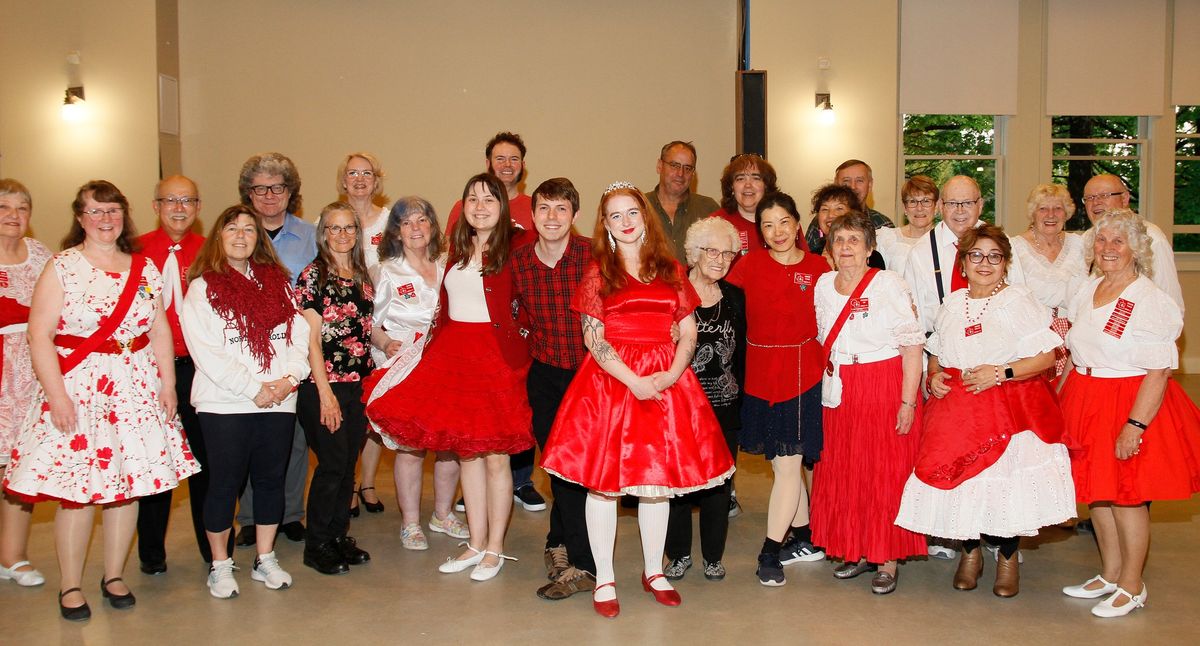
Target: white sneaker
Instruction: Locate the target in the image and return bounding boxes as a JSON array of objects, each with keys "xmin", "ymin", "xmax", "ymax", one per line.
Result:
[
  {"xmin": 927, "ymin": 544, "xmax": 957, "ymax": 560},
  {"xmin": 0, "ymin": 560, "xmax": 45, "ymax": 587},
  {"xmin": 250, "ymin": 551, "xmax": 292, "ymax": 590},
  {"xmin": 207, "ymin": 558, "xmax": 239, "ymax": 599}
]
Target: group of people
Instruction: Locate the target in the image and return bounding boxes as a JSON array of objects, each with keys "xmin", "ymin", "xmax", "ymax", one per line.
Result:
[{"xmin": 0, "ymin": 132, "xmax": 1197, "ymax": 622}]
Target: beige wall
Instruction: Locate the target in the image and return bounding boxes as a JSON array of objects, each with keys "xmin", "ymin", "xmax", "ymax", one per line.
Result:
[
  {"xmin": 176, "ymin": 0, "xmax": 736, "ymax": 232},
  {"xmin": 0, "ymin": 1, "xmax": 160, "ymax": 246}
]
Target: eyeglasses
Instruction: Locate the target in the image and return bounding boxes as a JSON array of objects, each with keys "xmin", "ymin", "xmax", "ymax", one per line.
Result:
[
  {"xmin": 325, "ymin": 224, "xmax": 359, "ymax": 236},
  {"xmin": 662, "ymin": 160, "xmax": 696, "ymax": 174},
  {"xmin": 943, "ymin": 198, "xmax": 981, "ymax": 211},
  {"xmin": 82, "ymin": 207, "xmax": 124, "ymax": 219},
  {"xmin": 1081, "ymin": 191, "xmax": 1126, "ymax": 204},
  {"xmin": 154, "ymin": 196, "xmax": 200, "ymax": 208},
  {"xmin": 903, "ymin": 197, "xmax": 934, "ymax": 208},
  {"xmin": 345, "ymin": 170, "xmax": 375, "ymax": 178},
  {"xmin": 966, "ymin": 251, "xmax": 1005, "ymax": 265},
  {"xmin": 699, "ymin": 247, "xmax": 737, "ymax": 262},
  {"xmin": 249, "ymin": 184, "xmax": 288, "ymax": 196}
]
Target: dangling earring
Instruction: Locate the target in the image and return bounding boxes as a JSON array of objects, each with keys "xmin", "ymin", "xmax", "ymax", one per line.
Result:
[
  {"xmin": 639, "ymin": 230, "xmax": 646, "ymax": 245},
  {"xmin": 608, "ymin": 232, "xmax": 616, "ymax": 252},
  {"xmin": 960, "ymin": 268, "xmax": 966, "ymax": 277}
]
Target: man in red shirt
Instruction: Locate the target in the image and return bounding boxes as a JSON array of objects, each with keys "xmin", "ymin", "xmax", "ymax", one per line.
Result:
[
  {"xmin": 446, "ymin": 132, "xmax": 533, "ymax": 232},
  {"xmin": 135, "ymin": 175, "xmax": 230, "ymax": 572}
]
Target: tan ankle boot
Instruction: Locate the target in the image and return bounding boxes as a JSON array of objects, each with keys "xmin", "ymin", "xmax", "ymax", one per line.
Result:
[
  {"xmin": 993, "ymin": 552, "xmax": 1020, "ymax": 597},
  {"xmin": 953, "ymin": 547, "xmax": 984, "ymax": 591}
]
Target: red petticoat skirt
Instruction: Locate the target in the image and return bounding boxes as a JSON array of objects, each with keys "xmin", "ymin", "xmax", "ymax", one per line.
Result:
[
  {"xmin": 810, "ymin": 357, "xmax": 926, "ymax": 563},
  {"xmin": 1060, "ymin": 372, "xmax": 1200, "ymax": 504},
  {"xmin": 365, "ymin": 321, "xmax": 533, "ymax": 458}
]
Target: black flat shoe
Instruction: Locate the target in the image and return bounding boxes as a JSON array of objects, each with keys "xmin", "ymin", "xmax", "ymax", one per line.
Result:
[
  {"xmin": 59, "ymin": 588, "xmax": 91, "ymax": 621},
  {"xmin": 358, "ymin": 487, "xmax": 384, "ymax": 514},
  {"xmin": 139, "ymin": 560, "xmax": 167, "ymax": 575},
  {"xmin": 235, "ymin": 525, "xmax": 257, "ymax": 547},
  {"xmin": 281, "ymin": 521, "xmax": 306, "ymax": 543},
  {"xmin": 303, "ymin": 541, "xmax": 350, "ymax": 575},
  {"xmin": 101, "ymin": 576, "xmax": 136, "ymax": 609}
]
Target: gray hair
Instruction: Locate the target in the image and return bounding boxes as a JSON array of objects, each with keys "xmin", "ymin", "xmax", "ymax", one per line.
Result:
[
  {"xmin": 1083, "ymin": 207, "xmax": 1154, "ymax": 278},
  {"xmin": 238, "ymin": 152, "xmax": 302, "ymax": 214},
  {"xmin": 684, "ymin": 216, "xmax": 740, "ymax": 267}
]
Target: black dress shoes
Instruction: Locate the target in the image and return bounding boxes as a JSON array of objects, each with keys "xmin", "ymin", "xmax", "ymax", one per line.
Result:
[
  {"xmin": 303, "ymin": 541, "xmax": 349, "ymax": 575},
  {"xmin": 100, "ymin": 577, "xmax": 136, "ymax": 609},
  {"xmin": 235, "ymin": 525, "xmax": 256, "ymax": 547},
  {"xmin": 281, "ymin": 521, "xmax": 306, "ymax": 543},
  {"xmin": 334, "ymin": 536, "xmax": 371, "ymax": 565},
  {"xmin": 59, "ymin": 588, "xmax": 91, "ymax": 621},
  {"xmin": 139, "ymin": 560, "xmax": 168, "ymax": 575}
]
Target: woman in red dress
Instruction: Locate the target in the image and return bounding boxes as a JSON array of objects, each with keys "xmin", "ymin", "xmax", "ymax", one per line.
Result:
[
  {"xmin": 541, "ymin": 183, "xmax": 734, "ymax": 618},
  {"xmin": 366, "ymin": 174, "xmax": 533, "ymax": 582}
]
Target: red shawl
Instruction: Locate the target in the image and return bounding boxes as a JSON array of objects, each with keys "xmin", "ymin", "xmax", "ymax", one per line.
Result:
[{"xmin": 204, "ymin": 262, "xmax": 296, "ymax": 372}]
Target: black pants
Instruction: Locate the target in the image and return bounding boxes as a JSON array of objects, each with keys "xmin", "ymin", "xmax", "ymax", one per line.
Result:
[
  {"xmin": 297, "ymin": 382, "xmax": 366, "ymax": 547},
  {"xmin": 665, "ymin": 422, "xmax": 739, "ymax": 563},
  {"xmin": 136, "ymin": 358, "xmax": 233, "ymax": 564},
  {"xmin": 199, "ymin": 411, "xmax": 295, "ymax": 532},
  {"xmin": 527, "ymin": 360, "xmax": 594, "ymax": 574}
]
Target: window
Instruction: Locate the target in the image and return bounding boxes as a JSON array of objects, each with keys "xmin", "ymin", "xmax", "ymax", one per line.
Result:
[
  {"xmin": 902, "ymin": 114, "xmax": 1001, "ymax": 224},
  {"xmin": 1176, "ymin": 106, "xmax": 1200, "ymax": 251},
  {"xmin": 1050, "ymin": 115, "xmax": 1144, "ymax": 231}
]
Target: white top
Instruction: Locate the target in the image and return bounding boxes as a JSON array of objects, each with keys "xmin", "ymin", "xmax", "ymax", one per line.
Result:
[
  {"xmin": 1080, "ymin": 221, "xmax": 1183, "ymax": 314},
  {"xmin": 369, "ymin": 254, "xmax": 446, "ymax": 365},
  {"xmin": 360, "ymin": 204, "xmax": 390, "ymax": 269},
  {"xmin": 815, "ymin": 270, "xmax": 925, "ymax": 360},
  {"xmin": 876, "ymin": 227, "xmax": 924, "ymax": 275},
  {"xmin": 1065, "ymin": 275, "xmax": 1181, "ymax": 374},
  {"xmin": 443, "ymin": 261, "xmax": 489, "ymax": 322},
  {"xmin": 1008, "ymin": 233, "xmax": 1088, "ymax": 312},
  {"xmin": 181, "ymin": 272, "xmax": 311, "ymax": 414},
  {"xmin": 927, "ymin": 285, "xmax": 1062, "ymax": 369},
  {"xmin": 903, "ymin": 221, "xmax": 1028, "ymax": 333}
]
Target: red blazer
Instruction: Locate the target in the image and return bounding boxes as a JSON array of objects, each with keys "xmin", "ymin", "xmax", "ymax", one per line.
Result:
[{"xmin": 430, "ymin": 230, "xmax": 533, "ymax": 370}]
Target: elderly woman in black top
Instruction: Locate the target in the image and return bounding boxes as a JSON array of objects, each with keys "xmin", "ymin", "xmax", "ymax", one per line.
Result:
[{"xmin": 663, "ymin": 217, "xmax": 746, "ymax": 582}]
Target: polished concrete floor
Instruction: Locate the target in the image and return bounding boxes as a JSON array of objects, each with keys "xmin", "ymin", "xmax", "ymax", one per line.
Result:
[{"xmin": 3, "ymin": 378, "xmax": 1199, "ymax": 645}]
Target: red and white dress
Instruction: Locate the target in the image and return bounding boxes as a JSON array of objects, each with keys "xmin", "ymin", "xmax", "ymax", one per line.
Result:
[
  {"xmin": 1060, "ymin": 275, "xmax": 1200, "ymax": 504},
  {"xmin": 1009, "ymin": 234, "xmax": 1088, "ymax": 376},
  {"xmin": 541, "ymin": 264, "xmax": 735, "ymax": 497},
  {"xmin": 0, "ymin": 238, "xmax": 51, "ymax": 467},
  {"xmin": 895, "ymin": 285, "xmax": 1075, "ymax": 539},
  {"xmin": 811, "ymin": 270, "xmax": 927, "ymax": 563},
  {"xmin": 3, "ymin": 248, "xmax": 199, "ymax": 504}
]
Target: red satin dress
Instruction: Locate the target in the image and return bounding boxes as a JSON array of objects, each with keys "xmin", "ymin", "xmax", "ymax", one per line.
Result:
[{"xmin": 540, "ymin": 264, "xmax": 735, "ymax": 497}]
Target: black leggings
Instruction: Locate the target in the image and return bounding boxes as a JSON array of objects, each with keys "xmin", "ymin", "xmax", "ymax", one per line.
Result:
[
  {"xmin": 199, "ymin": 412, "xmax": 295, "ymax": 533},
  {"xmin": 963, "ymin": 535, "xmax": 1019, "ymax": 559}
]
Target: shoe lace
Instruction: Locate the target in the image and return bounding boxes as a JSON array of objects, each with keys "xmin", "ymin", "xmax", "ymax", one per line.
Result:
[
  {"xmin": 555, "ymin": 566, "xmax": 585, "ymax": 584},
  {"xmin": 548, "ymin": 546, "xmax": 569, "ymax": 572},
  {"xmin": 212, "ymin": 561, "xmax": 239, "ymax": 577},
  {"xmin": 256, "ymin": 555, "xmax": 281, "ymax": 574}
]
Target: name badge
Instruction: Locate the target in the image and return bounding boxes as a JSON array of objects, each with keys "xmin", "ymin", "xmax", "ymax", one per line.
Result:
[
  {"xmin": 0, "ymin": 270, "xmax": 8, "ymax": 288},
  {"xmin": 371, "ymin": 232, "xmax": 383, "ymax": 246},
  {"xmin": 738, "ymin": 231, "xmax": 749, "ymax": 252},
  {"xmin": 850, "ymin": 298, "xmax": 869, "ymax": 314},
  {"xmin": 794, "ymin": 273, "xmax": 813, "ymax": 291},
  {"xmin": 964, "ymin": 323, "xmax": 983, "ymax": 337},
  {"xmin": 397, "ymin": 283, "xmax": 417, "ymax": 300},
  {"xmin": 1103, "ymin": 298, "xmax": 1135, "ymax": 339},
  {"xmin": 138, "ymin": 276, "xmax": 154, "ymax": 299}
]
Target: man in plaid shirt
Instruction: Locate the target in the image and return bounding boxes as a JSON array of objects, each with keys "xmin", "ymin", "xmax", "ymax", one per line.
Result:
[{"xmin": 510, "ymin": 178, "xmax": 596, "ymax": 600}]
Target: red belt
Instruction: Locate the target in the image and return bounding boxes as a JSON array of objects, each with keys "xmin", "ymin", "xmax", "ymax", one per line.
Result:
[{"xmin": 55, "ymin": 333, "xmax": 150, "ymax": 355}]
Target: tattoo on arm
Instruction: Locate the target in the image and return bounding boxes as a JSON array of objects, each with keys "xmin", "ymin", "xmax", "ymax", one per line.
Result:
[{"xmin": 582, "ymin": 315, "xmax": 618, "ymax": 364}]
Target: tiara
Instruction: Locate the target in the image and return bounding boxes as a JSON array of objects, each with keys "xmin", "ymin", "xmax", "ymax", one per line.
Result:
[{"xmin": 603, "ymin": 181, "xmax": 636, "ymax": 195}]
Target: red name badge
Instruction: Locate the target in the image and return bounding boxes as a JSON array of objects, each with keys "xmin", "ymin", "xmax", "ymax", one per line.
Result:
[
  {"xmin": 850, "ymin": 297, "xmax": 869, "ymax": 314},
  {"xmin": 371, "ymin": 232, "xmax": 383, "ymax": 246},
  {"xmin": 1103, "ymin": 298, "xmax": 1135, "ymax": 338},
  {"xmin": 738, "ymin": 231, "xmax": 749, "ymax": 251},
  {"xmin": 794, "ymin": 273, "xmax": 813, "ymax": 291},
  {"xmin": 0, "ymin": 270, "xmax": 8, "ymax": 288},
  {"xmin": 397, "ymin": 283, "xmax": 416, "ymax": 300},
  {"xmin": 964, "ymin": 323, "xmax": 983, "ymax": 337}
]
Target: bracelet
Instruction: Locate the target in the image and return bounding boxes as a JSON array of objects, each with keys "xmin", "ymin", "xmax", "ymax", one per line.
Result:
[
  {"xmin": 1126, "ymin": 418, "xmax": 1148, "ymax": 431},
  {"xmin": 900, "ymin": 400, "xmax": 917, "ymax": 409},
  {"xmin": 994, "ymin": 366, "xmax": 1001, "ymax": 387}
]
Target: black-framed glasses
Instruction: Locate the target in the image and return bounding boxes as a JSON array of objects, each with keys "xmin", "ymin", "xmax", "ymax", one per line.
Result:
[
  {"xmin": 325, "ymin": 224, "xmax": 359, "ymax": 236},
  {"xmin": 943, "ymin": 198, "xmax": 981, "ymax": 211},
  {"xmin": 661, "ymin": 160, "xmax": 695, "ymax": 174},
  {"xmin": 966, "ymin": 251, "xmax": 1005, "ymax": 265},
  {"xmin": 249, "ymin": 184, "xmax": 288, "ymax": 196},
  {"xmin": 700, "ymin": 247, "xmax": 737, "ymax": 262},
  {"xmin": 154, "ymin": 196, "xmax": 200, "ymax": 207},
  {"xmin": 1081, "ymin": 191, "xmax": 1126, "ymax": 204}
]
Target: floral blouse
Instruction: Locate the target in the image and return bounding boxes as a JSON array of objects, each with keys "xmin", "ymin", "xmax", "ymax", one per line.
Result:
[{"xmin": 295, "ymin": 263, "xmax": 375, "ymax": 382}]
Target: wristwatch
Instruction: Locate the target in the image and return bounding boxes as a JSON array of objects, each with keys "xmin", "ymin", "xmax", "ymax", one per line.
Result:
[{"xmin": 1003, "ymin": 364, "xmax": 1014, "ymax": 381}]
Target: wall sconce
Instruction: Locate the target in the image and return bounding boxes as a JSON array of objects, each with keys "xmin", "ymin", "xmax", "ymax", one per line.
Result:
[
  {"xmin": 815, "ymin": 92, "xmax": 835, "ymax": 125},
  {"xmin": 61, "ymin": 51, "xmax": 86, "ymax": 122}
]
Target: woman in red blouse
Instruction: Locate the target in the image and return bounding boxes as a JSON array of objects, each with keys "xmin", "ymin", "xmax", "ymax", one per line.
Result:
[{"xmin": 726, "ymin": 191, "xmax": 831, "ymax": 587}]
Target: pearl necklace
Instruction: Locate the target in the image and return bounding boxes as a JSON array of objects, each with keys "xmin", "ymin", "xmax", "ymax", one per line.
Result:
[{"xmin": 964, "ymin": 282, "xmax": 1005, "ymax": 325}]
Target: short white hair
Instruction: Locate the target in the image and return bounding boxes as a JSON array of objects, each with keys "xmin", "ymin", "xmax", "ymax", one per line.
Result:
[
  {"xmin": 684, "ymin": 217, "xmax": 740, "ymax": 267},
  {"xmin": 1082, "ymin": 208, "xmax": 1154, "ymax": 278}
]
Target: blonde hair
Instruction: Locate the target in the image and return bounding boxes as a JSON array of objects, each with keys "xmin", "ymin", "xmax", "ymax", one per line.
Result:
[{"xmin": 1024, "ymin": 183, "xmax": 1076, "ymax": 224}]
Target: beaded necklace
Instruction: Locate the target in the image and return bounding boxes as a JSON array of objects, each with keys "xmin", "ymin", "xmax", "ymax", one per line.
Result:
[{"xmin": 964, "ymin": 281, "xmax": 1005, "ymax": 325}]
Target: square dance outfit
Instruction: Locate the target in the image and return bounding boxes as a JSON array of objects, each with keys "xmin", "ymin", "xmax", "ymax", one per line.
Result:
[
  {"xmin": 1059, "ymin": 275, "xmax": 1200, "ymax": 504},
  {"xmin": 540, "ymin": 263, "xmax": 734, "ymax": 498},
  {"xmin": 0, "ymin": 238, "xmax": 51, "ymax": 467}
]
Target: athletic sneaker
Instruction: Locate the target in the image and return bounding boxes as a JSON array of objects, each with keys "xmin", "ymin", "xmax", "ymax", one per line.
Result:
[
  {"xmin": 927, "ymin": 544, "xmax": 957, "ymax": 560},
  {"xmin": 728, "ymin": 495, "xmax": 742, "ymax": 519},
  {"xmin": 428, "ymin": 512, "xmax": 470, "ymax": 539},
  {"xmin": 207, "ymin": 558, "xmax": 239, "ymax": 599},
  {"xmin": 779, "ymin": 539, "xmax": 825, "ymax": 565},
  {"xmin": 664, "ymin": 555, "xmax": 693, "ymax": 580},
  {"xmin": 250, "ymin": 551, "xmax": 292, "ymax": 590},
  {"xmin": 756, "ymin": 552, "xmax": 785, "ymax": 587},
  {"xmin": 514, "ymin": 485, "xmax": 547, "ymax": 512},
  {"xmin": 400, "ymin": 523, "xmax": 429, "ymax": 551},
  {"xmin": 703, "ymin": 560, "xmax": 726, "ymax": 581}
]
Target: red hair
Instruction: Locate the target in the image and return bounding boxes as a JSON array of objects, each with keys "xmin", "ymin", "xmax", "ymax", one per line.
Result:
[{"xmin": 590, "ymin": 187, "xmax": 680, "ymax": 295}]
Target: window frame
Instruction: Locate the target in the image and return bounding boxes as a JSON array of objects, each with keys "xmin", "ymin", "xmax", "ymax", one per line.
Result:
[{"xmin": 897, "ymin": 114, "xmax": 1006, "ymax": 227}]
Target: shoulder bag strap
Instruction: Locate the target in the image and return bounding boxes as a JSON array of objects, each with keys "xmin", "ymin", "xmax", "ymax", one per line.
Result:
[{"xmin": 822, "ymin": 268, "xmax": 880, "ymax": 366}]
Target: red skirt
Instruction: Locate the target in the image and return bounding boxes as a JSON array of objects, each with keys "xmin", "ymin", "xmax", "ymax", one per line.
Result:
[
  {"xmin": 365, "ymin": 321, "xmax": 533, "ymax": 458},
  {"xmin": 810, "ymin": 357, "xmax": 926, "ymax": 563},
  {"xmin": 1060, "ymin": 372, "xmax": 1200, "ymax": 504},
  {"xmin": 915, "ymin": 369, "xmax": 1063, "ymax": 489}
]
